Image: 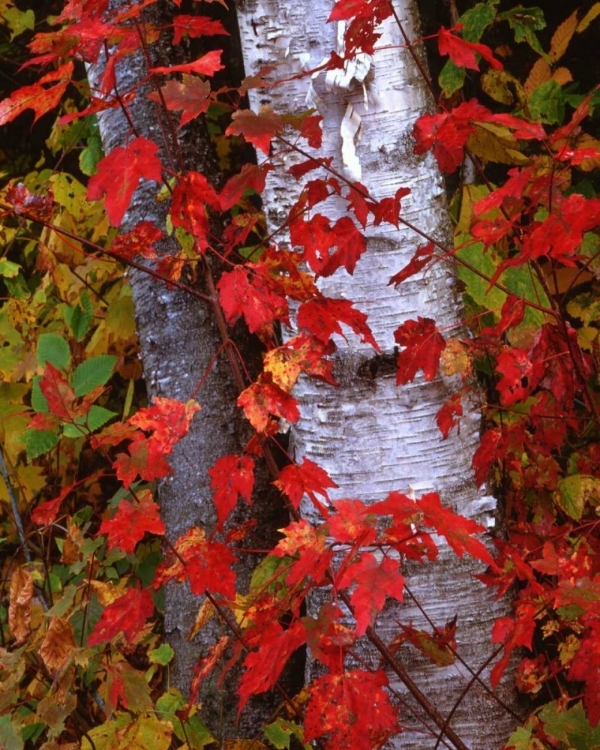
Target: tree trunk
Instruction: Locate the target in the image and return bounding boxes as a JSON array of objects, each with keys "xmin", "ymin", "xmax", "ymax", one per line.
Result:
[
  {"xmin": 233, "ymin": 0, "xmax": 519, "ymax": 747},
  {"xmin": 88, "ymin": 1, "xmax": 287, "ymax": 736}
]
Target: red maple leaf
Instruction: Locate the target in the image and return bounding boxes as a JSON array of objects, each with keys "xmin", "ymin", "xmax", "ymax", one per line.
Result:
[
  {"xmin": 88, "ymin": 584, "xmax": 154, "ymax": 646},
  {"xmin": 237, "ymin": 378, "xmax": 300, "ymax": 433},
  {"xmin": 226, "ymin": 106, "xmax": 284, "ymax": 155},
  {"xmin": 394, "ymin": 317, "xmax": 446, "ymax": 383},
  {"xmin": 274, "ymin": 457, "xmax": 338, "ymax": 511},
  {"xmin": 491, "ymin": 603, "xmax": 537, "ymax": 687},
  {"xmin": 4, "ymin": 183, "xmax": 53, "ymax": 220},
  {"xmin": 329, "ymin": 499, "xmax": 377, "ymax": 545},
  {"xmin": 264, "ymin": 333, "xmax": 337, "ymax": 391},
  {"xmin": 436, "ymin": 393, "xmax": 464, "ymax": 439},
  {"xmin": 568, "ymin": 624, "xmax": 600, "ymax": 726},
  {"xmin": 105, "ymin": 398, "xmax": 199, "ymax": 487},
  {"xmin": 153, "ymin": 527, "xmax": 237, "ymax": 599},
  {"xmin": 495, "ymin": 347, "xmax": 542, "ymax": 406},
  {"xmin": 0, "ymin": 62, "xmax": 73, "ymax": 126},
  {"xmin": 328, "ymin": 0, "xmax": 391, "ymax": 22},
  {"xmin": 31, "ymin": 482, "xmax": 78, "ymax": 526},
  {"xmin": 371, "ymin": 186, "xmax": 411, "ymax": 227},
  {"xmin": 438, "ymin": 26, "xmax": 502, "ymax": 71},
  {"xmin": 219, "ymin": 163, "xmax": 271, "ymax": 211},
  {"xmin": 418, "ymin": 492, "xmax": 496, "ymax": 568},
  {"xmin": 112, "ymin": 441, "xmax": 172, "ymax": 487},
  {"xmin": 298, "ymin": 297, "xmax": 379, "ymax": 350},
  {"xmin": 389, "ymin": 242, "xmax": 436, "ymax": 287},
  {"xmin": 524, "ymin": 194, "xmax": 600, "ymax": 265},
  {"xmin": 345, "ymin": 182, "xmax": 371, "ymax": 227},
  {"xmin": 148, "ymin": 75, "xmax": 211, "ymax": 127},
  {"xmin": 99, "ymin": 490, "xmax": 165, "ymax": 553},
  {"xmin": 87, "ymin": 137, "xmax": 163, "ymax": 226},
  {"xmin": 337, "ymin": 553, "xmax": 405, "ymax": 635},
  {"xmin": 129, "ymin": 397, "xmax": 200, "ymax": 455},
  {"xmin": 170, "ymin": 171, "xmax": 221, "ymax": 251},
  {"xmin": 238, "ymin": 620, "xmax": 306, "ymax": 710},
  {"xmin": 272, "ymin": 520, "xmax": 333, "ymax": 586},
  {"xmin": 303, "ymin": 603, "xmax": 355, "ymax": 673},
  {"xmin": 208, "ymin": 454, "xmax": 255, "ymax": 528},
  {"xmin": 328, "ymin": 0, "xmax": 393, "ymax": 54},
  {"xmin": 217, "ymin": 265, "xmax": 289, "ymax": 337},
  {"xmin": 110, "ymin": 221, "xmax": 163, "ymax": 262},
  {"xmin": 39, "ymin": 362, "xmax": 77, "ymax": 422},
  {"xmin": 480, "ymin": 295, "xmax": 526, "ymax": 338},
  {"xmin": 290, "ymin": 214, "xmax": 367, "ymax": 276},
  {"xmin": 171, "ymin": 15, "xmax": 228, "ymax": 45},
  {"xmin": 304, "ymin": 670, "xmax": 398, "ymax": 750},
  {"xmin": 413, "ymin": 102, "xmax": 484, "ymax": 174},
  {"xmin": 150, "ymin": 49, "xmax": 224, "ymax": 77}
]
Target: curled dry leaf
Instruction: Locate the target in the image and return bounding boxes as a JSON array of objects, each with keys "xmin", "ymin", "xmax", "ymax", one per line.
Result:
[
  {"xmin": 8, "ymin": 567, "xmax": 33, "ymax": 645},
  {"xmin": 39, "ymin": 617, "xmax": 76, "ymax": 676}
]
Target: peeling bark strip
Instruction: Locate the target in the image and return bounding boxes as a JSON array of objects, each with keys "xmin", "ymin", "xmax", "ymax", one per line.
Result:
[
  {"xmin": 234, "ymin": 0, "xmax": 519, "ymax": 746},
  {"xmin": 88, "ymin": 1, "xmax": 288, "ymax": 736}
]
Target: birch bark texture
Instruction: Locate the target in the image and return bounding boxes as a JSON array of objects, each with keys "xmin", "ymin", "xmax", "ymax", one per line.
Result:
[
  {"xmin": 87, "ymin": 3, "xmax": 286, "ymax": 735},
  {"xmin": 234, "ymin": 0, "xmax": 519, "ymax": 747}
]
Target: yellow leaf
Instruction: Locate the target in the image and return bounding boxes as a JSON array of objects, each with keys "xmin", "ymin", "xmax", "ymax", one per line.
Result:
[
  {"xmin": 468, "ymin": 122, "xmax": 530, "ymax": 166},
  {"xmin": 440, "ymin": 339, "xmax": 471, "ymax": 378},
  {"xmin": 188, "ymin": 598, "xmax": 215, "ymax": 640},
  {"xmin": 90, "ymin": 579, "xmax": 128, "ymax": 606},
  {"xmin": 549, "ymin": 11, "xmax": 578, "ymax": 63},
  {"xmin": 481, "ymin": 70, "xmax": 524, "ymax": 106},
  {"xmin": 577, "ymin": 2, "xmax": 600, "ymax": 32},
  {"xmin": 264, "ymin": 348, "xmax": 301, "ymax": 390}
]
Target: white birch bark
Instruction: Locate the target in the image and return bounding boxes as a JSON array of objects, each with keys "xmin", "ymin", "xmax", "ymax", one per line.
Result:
[{"xmin": 234, "ymin": 0, "xmax": 519, "ymax": 747}]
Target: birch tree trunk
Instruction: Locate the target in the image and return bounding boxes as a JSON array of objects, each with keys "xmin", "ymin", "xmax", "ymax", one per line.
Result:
[
  {"xmin": 234, "ymin": 0, "xmax": 519, "ymax": 747},
  {"xmin": 88, "ymin": 2, "xmax": 287, "ymax": 736}
]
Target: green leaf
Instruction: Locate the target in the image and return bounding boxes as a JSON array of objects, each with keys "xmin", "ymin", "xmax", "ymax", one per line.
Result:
[
  {"xmin": 504, "ymin": 720, "xmax": 545, "ymax": 750},
  {"xmin": 82, "ymin": 713, "xmax": 172, "ymax": 750},
  {"xmin": 31, "ymin": 376, "xmax": 48, "ymax": 413},
  {"xmin": 438, "ymin": 59, "xmax": 466, "ymax": 98},
  {"xmin": 554, "ymin": 474, "xmax": 600, "ymax": 520},
  {"xmin": 72, "ymin": 355, "xmax": 117, "ymax": 397},
  {"xmin": 539, "ymin": 700, "xmax": 600, "ymax": 750},
  {"xmin": 0, "ymin": 714, "xmax": 23, "ymax": 750},
  {"xmin": 499, "ymin": 6, "xmax": 547, "ymax": 57},
  {"xmin": 21, "ymin": 429, "xmax": 59, "ymax": 460},
  {"xmin": 149, "ymin": 643, "xmax": 174, "ymax": 665},
  {"xmin": 455, "ymin": 233, "xmax": 548, "ymax": 329},
  {"xmin": 36, "ymin": 333, "xmax": 70, "ymax": 370},
  {"xmin": 65, "ymin": 291, "xmax": 94, "ymax": 341},
  {"xmin": 3, "ymin": 6, "xmax": 34, "ymax": 41},
  {"xmin": 263, "ymin": 719, "xmax": 309, "ymax": 750},
  {"xmin": 156, "ymin": 689, "xmax": 214, "ymax": 749},
  {"xmin": 79, "ymin": 133, "xmax": 104, "ymax": 176},
  {"xmin": 62, "ymin": 405, "xmax": 117, "ymax": 437},
  {"xmin": 461, "ymin": 3, "xmax": 497, "ymax": 42},
  {"xmin": 249, "ymin": 555, "xmax": 289, "ymax": 597},
  {"xmin": 0, "ymin": 259, "xmax": 20, "ymax": 278},
  {"xmin": 528, "ymin": 79, "xmax": 565, "ymax": 124}
]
